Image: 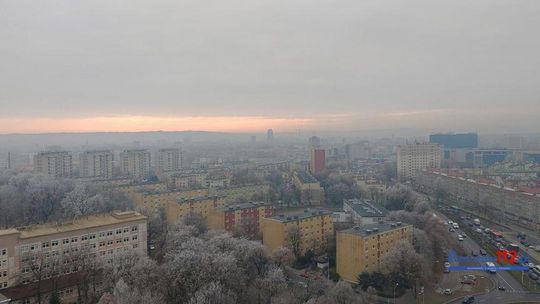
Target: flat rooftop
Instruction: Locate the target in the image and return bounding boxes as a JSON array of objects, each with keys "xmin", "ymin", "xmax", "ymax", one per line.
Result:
[
  {"xmin": 0, "ymin": 211, "xmax": 146, "ymax": 239},
  {"xmin": 218, "ymin": 201, "xmax": 269, "ymax": 211},
  {"xmin": 296, "ymin": 171, "xmax": 318, "ymax": 183},
  {"xmin": 339, "ymin": 221, "xmax": 411, "ymax": 237},
  {"xmin": 344, "ymin": 199, "xmax": 387, "ymax": 217},
  {"xmin": 269, "ymin": 209, "xmax": 333, "ymax": 222}
]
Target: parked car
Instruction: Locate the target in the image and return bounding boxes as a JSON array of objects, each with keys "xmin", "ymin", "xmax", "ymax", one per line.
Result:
[
  {"xmin": 458, "ymin": 235, "xmax": 464, "ymax": 241},
  {"xmin": 462, "ymin": 296, "xmax": 475, "ymax": 304},
  {"xmin": 444, "ymin": 268, "xmax": 450, "ymax": 273},
  {"xmin": 498, "ymin": 285, "xmax": 506, "ymax": 291},
  {"xmin": 471, "ymin": 250, "xmax": 478, "ymax": 256},
  {"xmin": 444, "ymin": 289, "xmax": 452, "ymax": 295},
  {"xmin": 444, "ymin": 262, "xmax": 451, "ymax": 268},
  {"xmin": 449, "ymin": 228, "xmax": 455, "ymax": 232},
  {"xmin": 480, "ymin": 249, "xmax": 487, "ymax": 256},
  {"xmin": 534, "ymin": 245, "xmax": 540, "ymax": 252},
  {"xmin": 528, "ymin": 273, "xmax": 539, "ymax": 280}
]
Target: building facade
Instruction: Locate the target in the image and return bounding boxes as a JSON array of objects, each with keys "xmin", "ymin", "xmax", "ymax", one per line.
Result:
[
  {"xmin": 261, "ymin": 209, "xmax": 334, "ymax": 255},
  {"xmin": 80, "ymin": 150, "xmax": 113, "ymax": 180},
  {"xmin": 397, "ymin": 143, "xmax": 442, "ymax": 180},
  {"xmin": 310, "ymin": 149, "xmax": 326, "ymax": 174},
  {"xmin": 208, "ymin": 202, "xmax": 274, "ymax": 236},
  {"xmin": 156, "ymin": 148, "xmax": 182, "ymax": 173},
  {"xmin": 336, "ymin": 222, "xmax": 413, "ymax": 283},
  {"xmin": 0, "ymin": 211, "xmax": 147, "ymax": 297},
  {"xmin": 119, "ymin": 149, "xmax": 151, "ymax": 179},
  {"xmin": 429, "ymin": 133, "xmax": 478, "ymax": 149},
  {"xmin": 293, "ymin": 171, "xmax": 325, "ymax": 205},
  {"xmin": 33, "ymin": 151, "xmax": 73, "ymax": 178}
]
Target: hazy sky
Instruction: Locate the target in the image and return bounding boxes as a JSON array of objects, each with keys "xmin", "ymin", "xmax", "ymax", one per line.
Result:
[{"xmin": 1, "ymin": 0, "xmax": 539, "ymax": 133}]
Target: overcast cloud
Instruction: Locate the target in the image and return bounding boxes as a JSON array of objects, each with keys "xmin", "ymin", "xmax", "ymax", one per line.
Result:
[{"xmin": 1, "ymin": 0, "xmax": 539, "ymax": 133}]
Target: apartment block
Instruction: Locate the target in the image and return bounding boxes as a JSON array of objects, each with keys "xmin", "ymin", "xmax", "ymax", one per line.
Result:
[
  {"xmin": 0, "ymin": 211, "xmax": 147, "ymax": 299},
  {"xmin": 33, "ymin": 151, "xmax": 73, "ymax": 178},
  {"xmin": 397, "ymin": 143, "xmax": 442, "ymax": 180},
  {"xmin": 293, "ymin": 171, "xmax": 325, "ymax": 205},
  {"xmin": 120, "ymin": 149, "xmax": 151, "ymax": 179},
  {"xmin": 165, "ymin": 195, "xmax": 226, "ymax": 225},
  {"xmin": 336, "ymin": 222, "xmax": 413, "ymax": 283},
  {"xmin": 343, "ymin": 199, "xmax": 387, "ymax": 225},
  {"xmin": 208, "ymin": 202, "xmax": 274, "ymax": 236},
  {"xmin": 80, "ymin": 150, "xmax": 113, "ymax": 180},
  {"xmin": 156, "ymin": 148, "xmax": 182, "ymax": 173},
  {"xmin": 261, "ymin": 209, "xmax": 333, "ymax": 255}
]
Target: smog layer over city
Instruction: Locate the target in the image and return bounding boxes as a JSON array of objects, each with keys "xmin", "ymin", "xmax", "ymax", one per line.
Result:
[{"xmin": 1, "ymin": 1, "xmax": 540, "ymax": 304}]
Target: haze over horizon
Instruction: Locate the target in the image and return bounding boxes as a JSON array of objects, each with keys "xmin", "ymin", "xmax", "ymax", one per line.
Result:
[{"xmin": 2, "ymin": 0, "xmax": 540, "ymax": 134}]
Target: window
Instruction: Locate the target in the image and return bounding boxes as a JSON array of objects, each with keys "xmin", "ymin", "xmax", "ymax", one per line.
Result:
[
  {"xmin": 106, "ymin": 231, "xmax": 113, "ymax": 236},
  {"xmin": 116, "ymin": 239, "xmax": 122, "ymax": 244},
  {"xmin": 123, "ymin": 237, "xmax": 129, "ymax": 242},
  {"xmin": 107, "ymin": 240, "xmax": 113, "ymax": 246},
  {"xmin": 99, "ymin": 232, "xmax": 106, "ymax": 238},
  {"xmin": 42, "ymin": 242, "xmax": 50, "ymax": 248},
  {"xmin": 0, "ymin": 249, "xmax": 6, "ymax": 256},
  {"xmin": 99, "ymin": 241, "xmax": 105, "ymax": 247},
  {"xmin": 116, "ymin": 229, "xmax": 122, "ymax": 235},
  {"xmin": 81, "ymin": 235, "xmax": 88, "ymax": 241},
  {"xmin": 63, "ymin": 239, "xmax": 69, "ymax": 245},
  {"xmin": 71, "ymin": 237, "xmax": 78, "ymax": 243},
  {"xmin": 51, "ymin": 240, "xmax": 59, "ymax": 247},
  {"xmin": 133, "ymin": 244, "xmax": 138, "ymax": 249},
  {"xmin": 89, "ymin": 234, "xmax": 96, "ymax": 240},
  {"xmin": 20, "ymin": 245, "xmax": 29, "ymax": 253},
  {"xmin": 1, "ymin": 282, "xmax": 7, "ymax": 289},
  {"xmin": 123, "ymin": 227, "xmax": 129, "ymax": 233},
  {"xmin": 131, "ymin": 225, "xmax": 138, "ymax": 232},
  {"xmin": 132, "ymin": 235, "xmax": 138, "ymax": 241}
]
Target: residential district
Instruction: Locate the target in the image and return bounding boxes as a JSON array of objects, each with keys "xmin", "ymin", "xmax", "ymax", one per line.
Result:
[{"xmin": 1, "ymin": 132, "xmax": 540, "ymax": 304}]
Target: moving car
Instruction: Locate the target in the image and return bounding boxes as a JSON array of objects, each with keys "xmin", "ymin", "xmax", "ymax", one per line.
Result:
[
  {"xmin": 444, "ymin": 262, "xmax": 451, "ymax": 268},
  {"xmin": 486, "ymin": 262, "xmax": 496, "ymax": 273},
  {"xmin": 497, "ymin": 285, "xmax": 506, "ymax": 291}
]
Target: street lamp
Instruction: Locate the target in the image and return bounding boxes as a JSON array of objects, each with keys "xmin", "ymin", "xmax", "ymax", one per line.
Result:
[{"xmin": 393, "ymin": 283, "xmax": 399, "ymax": 304}]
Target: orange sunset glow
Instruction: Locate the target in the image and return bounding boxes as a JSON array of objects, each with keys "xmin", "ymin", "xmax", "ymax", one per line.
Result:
[{"xmin": 0, "ymin": 116, "xmax": 314, "ymax": 134}]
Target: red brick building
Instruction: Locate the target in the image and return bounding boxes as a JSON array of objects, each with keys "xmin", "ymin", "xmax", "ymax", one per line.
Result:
[{"xmin": 208, "ymin": 202, "xmax": 274, "ymax": 236}]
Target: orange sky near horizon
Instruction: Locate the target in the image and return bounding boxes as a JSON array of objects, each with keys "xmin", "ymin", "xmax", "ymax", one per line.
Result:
[{"xmin": 0, "ymin": 115, "xmax": 315, "ymax": 134}]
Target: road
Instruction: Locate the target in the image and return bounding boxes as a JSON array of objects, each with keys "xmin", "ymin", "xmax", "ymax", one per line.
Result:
[{"xmin": 435, "ymin": 212, "xmax": 540, "ymax": 303}]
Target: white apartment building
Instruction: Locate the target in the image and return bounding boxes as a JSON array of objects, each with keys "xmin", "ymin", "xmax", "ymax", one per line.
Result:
[
  {"xmin": 33, "ymin": 151, "xmax": 73, "ymax": 178},
  {"xmin": 119, "ymin": 149, "xmax": 151, "ymax": 179},
  {"xmin": 156, "ymin": 148, "xmax": 181, "ymax": 173},
  {"xmin": 397, "ymin": 143, "xmax": 442, "ymax": 180},
  {"xmin": 80, "ymin": 150, "xmax": 113, "ymax": 180}
]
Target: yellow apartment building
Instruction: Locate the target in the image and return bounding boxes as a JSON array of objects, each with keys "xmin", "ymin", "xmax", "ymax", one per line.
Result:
[
  {"xmin": 292, "ymin": 171, "xmax": 324, "ymax": 205},
  {"xmin": 0, "ymin": 211, "xmax": 147, "ymax": 302},
  {"xmin": 336, "ymin": 222, "xmax": 413, "ymax": 283},
  {"xmin": 165, "ymin": 195, "xmax": 226, "ymax": 225},
  {"xmin": 261, "ymin": 209, "xmax": 333, "ymax": 256}
]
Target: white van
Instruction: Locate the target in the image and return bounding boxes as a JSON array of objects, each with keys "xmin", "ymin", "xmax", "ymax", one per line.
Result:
[{"xmin": 486, "ymin": 262, "xmax": 496, "ymax": 273}]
